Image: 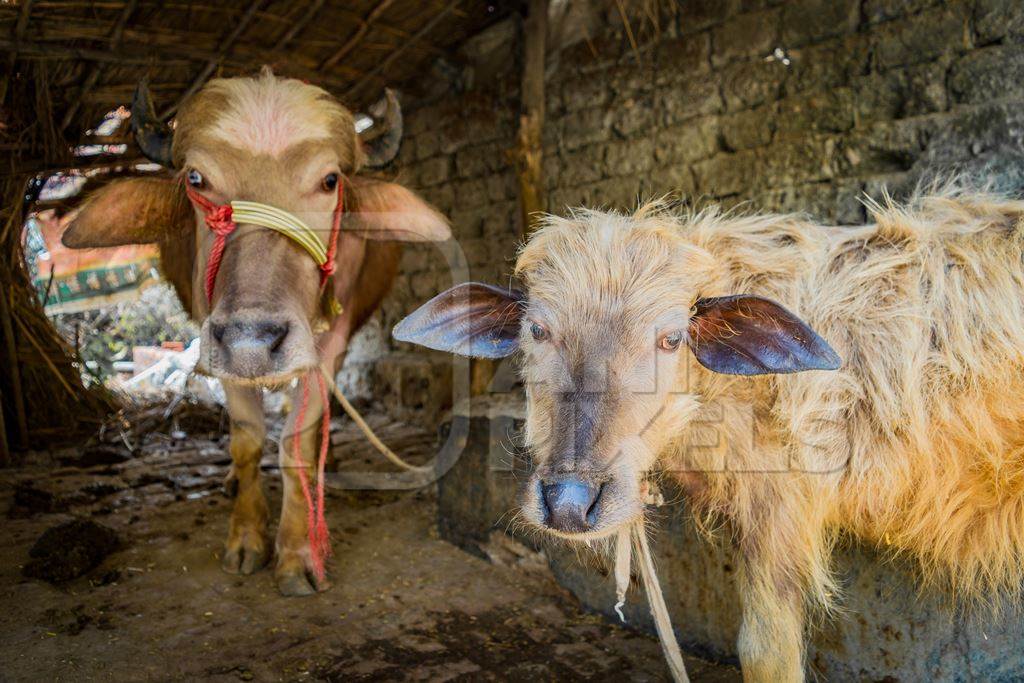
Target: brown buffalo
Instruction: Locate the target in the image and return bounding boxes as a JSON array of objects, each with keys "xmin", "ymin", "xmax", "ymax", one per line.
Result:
[{"xmin": 63, "ymin": 69, "xmax": 450, "ymax": 596}]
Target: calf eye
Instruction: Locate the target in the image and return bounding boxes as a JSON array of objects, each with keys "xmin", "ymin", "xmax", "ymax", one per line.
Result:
[
  {"xmin": 321, "ymin": 172, "xmax": 339, "ymax": 192},
  {"xmin": 530, "ymin": 322, "xmax": 549, "ymax": 342},
  {"xmin": 658, "ymin": 330, "xmax": 683, "ymax": 352},
  {"xmin": 186, "ymin": 169, "xmax": 205, "ymax": 188}
]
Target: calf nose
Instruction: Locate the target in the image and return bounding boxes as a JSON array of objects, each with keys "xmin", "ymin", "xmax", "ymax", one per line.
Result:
[
  {"xmin": 541, "ymin": 479, "xmax": 602, "ymax": 533},
  {"xmin": 210, "ymin": 320, "xmax": 289, "ymax": 376}
]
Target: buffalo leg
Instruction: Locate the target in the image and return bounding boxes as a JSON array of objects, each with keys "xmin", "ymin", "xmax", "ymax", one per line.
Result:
[
  {"xmin": 737, "ymin": 565, "xmax": 806, "ymax": 682},
  {"xmin": 274, "ymin": 369, "xmax": 334, "ymax": 596},
  {"xmin": 221, "ymin": 383, "xmax": 270, "ymax": 575},
  {"xmin": 734, "ymin": 484, "xmax": 833, "ymax": 682}
]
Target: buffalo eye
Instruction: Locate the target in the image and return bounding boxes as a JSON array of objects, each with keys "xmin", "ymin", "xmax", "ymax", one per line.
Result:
[
  {"xmin": 658, "ymin": 330, "xmax": 683, "ymax": 352},
  {"xmin": 530, "ymin": 322, "xmax": 549, "ymax": 342},
  {"xmin": 321, "ymin": 172, "xmax": 340, "ymax": 192},
  {"xmin": 186, "ymin": 169, "xmax": 205, "ymax": 189}
]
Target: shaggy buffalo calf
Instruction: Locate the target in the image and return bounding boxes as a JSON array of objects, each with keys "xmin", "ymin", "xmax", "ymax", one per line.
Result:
[{"xmin": 395, "ymin": 190, "xmax": 1024, "ymax": 680}]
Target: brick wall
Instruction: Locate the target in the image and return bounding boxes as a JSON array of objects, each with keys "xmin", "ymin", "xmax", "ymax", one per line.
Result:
[{"xmin": 345, "ymin": 0, "xmax": 1024, "ymax": 421}]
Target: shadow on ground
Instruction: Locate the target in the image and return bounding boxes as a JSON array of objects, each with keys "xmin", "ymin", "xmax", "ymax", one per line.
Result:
[{"xmin": 0, "ymin": 410, "xmax": 738, "ymax": 682}]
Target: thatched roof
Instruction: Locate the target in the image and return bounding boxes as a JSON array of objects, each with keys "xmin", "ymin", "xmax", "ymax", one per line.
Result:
[
  {"xmin": 0, "ymin": 0, "xmax": 522, "ymax": 460},
  {"xmin": 2, "ymin": 1, "xmax": 520, "ymax": 150}
]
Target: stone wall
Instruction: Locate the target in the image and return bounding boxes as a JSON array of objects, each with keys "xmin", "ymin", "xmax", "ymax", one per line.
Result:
[{"xmin": 347, "ymin": 0, "xmax": 1024, "ymax": 421}]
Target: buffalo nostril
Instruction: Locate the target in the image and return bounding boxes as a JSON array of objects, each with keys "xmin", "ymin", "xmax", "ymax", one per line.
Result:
[
  {"xmin": 258, "ymin": 322, "xmax": 288, "ymax": 353},
  {"xmin": 586, "ymin": 484, "xmax": 604, "ymax": 527},
  {"xmin": 213, "ymin": 320, "xmax": 288, "ymax": 353},
  {"xmin": 541, "ymin": 479, "xmax": 602, "ymax": 533}
]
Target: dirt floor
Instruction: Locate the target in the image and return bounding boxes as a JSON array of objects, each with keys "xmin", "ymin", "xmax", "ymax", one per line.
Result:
[{"xmin": 0, "ymin": 403, "xmax": 739, "ymax": 682}]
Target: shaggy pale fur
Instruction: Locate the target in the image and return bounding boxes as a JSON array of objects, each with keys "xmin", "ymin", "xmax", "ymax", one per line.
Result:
[{"xmin": 514, "ymin": 187, "xmax": 1024, "ymax": 681}]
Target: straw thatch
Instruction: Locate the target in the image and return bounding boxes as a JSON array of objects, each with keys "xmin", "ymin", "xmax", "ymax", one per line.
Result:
[
  {"xmin": 0, "ymin": 1, "xmax": 520, "ymax": 460},
  {"xmin": 1, "ymin": 60, "xmax": 113, "ymax": 462}
]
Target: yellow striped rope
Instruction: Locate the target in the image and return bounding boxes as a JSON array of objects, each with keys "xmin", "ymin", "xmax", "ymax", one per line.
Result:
[{"xmin": 230, "ymin": 200, "xmax": 328, "ymax": 265}]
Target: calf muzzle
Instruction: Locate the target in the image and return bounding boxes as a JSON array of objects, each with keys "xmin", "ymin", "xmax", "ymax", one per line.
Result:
[{"xmin": 541, "ymin": 479, "xmax": 603, "ymax": 533}]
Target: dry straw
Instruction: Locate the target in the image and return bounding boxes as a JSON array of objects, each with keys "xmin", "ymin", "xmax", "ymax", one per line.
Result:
[{"xmin": 1, "ymin": 61, "xmax": 115, "ymax": 461}]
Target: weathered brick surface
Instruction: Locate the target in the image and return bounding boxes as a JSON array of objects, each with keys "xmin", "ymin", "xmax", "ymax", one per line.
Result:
[
  {"xmin": 347, "ymin": 0, "xmax": 1024, "ymax": 429},
  {"xmin": 949, "ymin": 43, "xmax": 1024, "ymax": 103},
  {"xmin": 780, "ymin": 0, "xmax": 860, "ymax": 46}
]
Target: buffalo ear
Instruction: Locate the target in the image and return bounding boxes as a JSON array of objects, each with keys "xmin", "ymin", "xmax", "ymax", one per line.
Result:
[
  {"xmin": 345, "ymin": 176, "xmax": 450, "ymax": 242},
  {"xmin": 392, "ymin": 282, "xmax": 525, "ymax": 358},
  {"xmin": 687, "ymin": 294, "xmax": 841, "ymax": 375},
  {"xmin": 62, "ymin": 177, "xmax": 186, "ymax": 248}
]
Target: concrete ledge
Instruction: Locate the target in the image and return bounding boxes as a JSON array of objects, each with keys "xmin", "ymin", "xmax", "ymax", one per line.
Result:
[{"xmin": 436, "ymin": 398, "xmax": 1024, "ymax": 681}]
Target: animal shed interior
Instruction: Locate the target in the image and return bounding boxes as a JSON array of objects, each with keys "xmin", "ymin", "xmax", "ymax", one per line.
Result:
[
  {"xmin": 0, "ymin": 0, "xmax": 520, "ymax": 456},
  {"xmin": 4, "ymin": 0, "xmax": 1024, "ymax": 680}
]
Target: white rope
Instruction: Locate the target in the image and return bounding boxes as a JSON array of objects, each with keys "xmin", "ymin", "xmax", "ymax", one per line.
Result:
[
  {"xmin": 614, "ymin": 526, "xmax": 631, "ymax": 622},
  {"xmin": 318, "ymin": 367, "xmax": 432, "ymax": 473},
  {"xmin": 616, "ymin": 520, "xmax": 690, "ymax": 683}
]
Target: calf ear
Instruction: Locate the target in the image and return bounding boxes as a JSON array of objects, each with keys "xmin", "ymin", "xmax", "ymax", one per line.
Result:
[
  {"xmin": 345, "ymin": 176, "xmax": 451, "ymax": 242},
  {"xmin": 393, "ymin": 282, "xmax": 525, "ymax": 358},
  {"xmin": 62, "ymin": 177, "xmax": 187, "ymax": 248},
  {"xmin": 687, "ymin": 294, "xmax": 841, "ymax": 375}
]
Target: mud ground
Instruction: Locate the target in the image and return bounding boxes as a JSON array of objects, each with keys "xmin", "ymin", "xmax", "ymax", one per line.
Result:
[{"xmin": 0, "ymin": 409, "xmax": 738, "ymax": 682}]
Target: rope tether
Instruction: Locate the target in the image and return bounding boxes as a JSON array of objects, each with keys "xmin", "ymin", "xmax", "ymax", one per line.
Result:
[
  {"xmin": 284, "ymin": 366, "xmax": 430, "ymax": 585},
  {"xmin": 318, "ymin": 367, "xmax": 432, "ymax": 473},
  {"xmin": 615, "ymin": 522, "xmax": 691, "ymax": 683}
]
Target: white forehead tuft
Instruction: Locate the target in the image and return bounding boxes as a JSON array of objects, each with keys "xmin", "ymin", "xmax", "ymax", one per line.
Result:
[{"xmin": 207, "ymin": 75, "xmax": 339, "ymax": 157}]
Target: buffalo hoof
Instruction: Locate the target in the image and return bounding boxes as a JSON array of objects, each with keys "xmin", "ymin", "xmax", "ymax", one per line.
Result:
[
  {"xmin": 274, "ymin": 552, "xmax": 331, "ymax": 597},
  {"xmin": 221, "ymin": 523, "xmax": 270, "ymax": 575},
  {"xmin": 221, "ymin": 543, "xmax": 270, "ymax": 575}
]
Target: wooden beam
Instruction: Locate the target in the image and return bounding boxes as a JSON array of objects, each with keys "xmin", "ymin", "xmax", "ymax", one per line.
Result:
[
  {"xmin": 60, "ymin": 0, "xmax": 139, "ymax": 132},
  {"xmin": 273, "ymin": 0, "xmax": 326, "ymax": 50},
  {"xmin": 0, "ymin": 37, "xmax": 190, "ymax": 66},
  {"xmin": 0, "ymin": 382, "xmax": 10, "ymax": 466},
  {"xmin": 27, "ymin": 18, "xmax": 364, "ymax": 80},
  {"xmin": 0, "ymin": 36, "xmax": 363, "ymax": 105},
  {"xmin": 24, "ymin": 6, "xmax": 445, "ymax": 58},
  {"xmin": 428, "ymin": 0, "xmax": 468, "ymax": 19},
  {"xmin": 342, "ymin": 0, "xmax": 461, "ymax": 101},
  {"xmin": 12, "ymin": 0, "xmax": 33, "ymax": 36},
  {"xmin": 512, "ymin": 0, "xmax": 547, "ymax": 237},
  {"xmin": 1, "ymin": 0, "xmax": 34, "ymax": 105},
  {"xmin": 160, "ymin": 0, "xmax": 269, "ymax": 120},
  {"xmin": 76, "ymin": 81, "xmax": 189, "ymax": 103},
  {"xmin": 319, "ymin": 0, "xmax": 397, "ymax": 72},
  {"xmin": 325, "ymin": 7, "xmax": 447, "ymax": 56},
  {"xmin": 0, "ymin": 32, "xmax": 362, "ymax": 103}
]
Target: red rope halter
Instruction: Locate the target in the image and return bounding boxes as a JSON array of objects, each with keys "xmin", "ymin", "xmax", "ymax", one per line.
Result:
[{"xmin": 185, "ymin": 180, "xmax": 345, "ymax": 584}]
